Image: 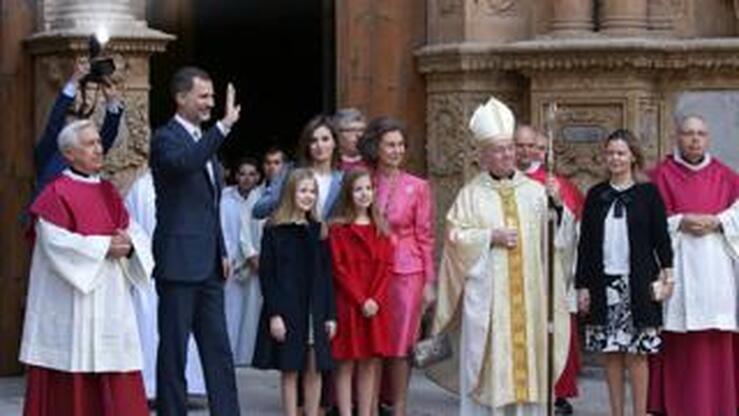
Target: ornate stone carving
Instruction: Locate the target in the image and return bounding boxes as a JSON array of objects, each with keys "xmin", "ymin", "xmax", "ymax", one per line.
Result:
[
  {"xmin": 427, "ymin": 93, "xmax": 467, "ymax": 176},
  {"xmin": 439, "ymin": 0, "xmax": 464, "ymax": 15},
  {"xmin": 536, "ymin": 101, "xmax": 625, "ymax": 189},
  {"xmin": 417, "ymin": 39, "xmax": 739, "ymax": 74},
  {"xmin": 481, "ymin": 0, "xmax": 516, "ymax": 16},
  {"xmin": 636, "ymin": 98, "xmax": 662, "ymax": 166}
]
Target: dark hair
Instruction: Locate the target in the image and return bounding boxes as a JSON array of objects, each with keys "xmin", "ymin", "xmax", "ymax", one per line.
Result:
[
  {"xmin": 329, "ymin": 168, "xmax": 389, "ymax": 236},
  {"xmin": 235, "ymin": 156, "xmax": 259, "ymax": 170},
  {"xmin": 232, "ymin": 157, "xmax": 261, "ymax": 182},
  {"xmin": 263, "ymin": 146, "xmax": 287, "ymax": 163},
  {"xmin": 170, "ymin": 66, "xmax": 211, "ymax": 99},
  {"xmin": 358, "ymin": 116, "xmax": 407, "ymax": 168},
  {"xmin": 604, "ymin": 128, "xmax": 645, "ymax": 171},
  {"xmin": 297, "ymin": 115, "xmax": 340, "ymax": 168}
]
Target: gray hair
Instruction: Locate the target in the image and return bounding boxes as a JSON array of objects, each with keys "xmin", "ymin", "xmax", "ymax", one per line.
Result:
[
  {"xmin": 333, "ymin": 108, "xmax": 366, "ymax": 129},
  {"xmin": 58, "ymin": 119, "xmax": 96, "ymax": 151},
  {"xmin": 674, "ymin": 113, "xmax": 708, "ymax": 132}
]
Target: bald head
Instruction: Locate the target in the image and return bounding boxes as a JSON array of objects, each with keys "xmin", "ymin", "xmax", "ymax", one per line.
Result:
[
  {"xmin": 676, "ymin": 115, "xmax": 710, "ymax": 164},
  {"xmin": 513, "ymin": 125, "xmax": 539, "ymax": 170}
]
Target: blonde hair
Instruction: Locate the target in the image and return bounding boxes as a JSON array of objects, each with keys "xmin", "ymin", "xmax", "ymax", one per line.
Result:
[
  {"xmin": 329, "ymin": 168, "xmax": 389, "ymax": 236},
  {"xmin": 269, "ymin": 168, "xmax": 319, "ymax": 225}
]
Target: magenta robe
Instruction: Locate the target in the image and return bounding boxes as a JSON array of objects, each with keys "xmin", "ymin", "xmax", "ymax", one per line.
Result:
[
  {"xmin": 648, "ymin": 155, "xmax": 739, "ymax": 416},
  {"xmin": 375, "ymin": 171, "xmax": 435, "ymax": 357}
]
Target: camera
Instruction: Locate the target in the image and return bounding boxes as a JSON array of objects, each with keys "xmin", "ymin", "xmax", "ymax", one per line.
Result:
[
  {"xmin": 74, "ymin": 31, "xmax": 116, "ymax": 118},
  {"xmin": 81, "ymin": 34, "xmax": 115, "ymax": 85}
]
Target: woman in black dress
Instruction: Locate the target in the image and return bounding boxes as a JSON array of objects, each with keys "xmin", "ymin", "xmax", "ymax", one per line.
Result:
[{"xmin": 575, "ymin": 129, "xmax": 673, "ymax": 416}]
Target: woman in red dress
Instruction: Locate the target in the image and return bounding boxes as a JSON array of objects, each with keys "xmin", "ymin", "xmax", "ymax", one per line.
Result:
[{"xmin": 328, "ymin": 169, "xmax": 393, "ymax": 416}]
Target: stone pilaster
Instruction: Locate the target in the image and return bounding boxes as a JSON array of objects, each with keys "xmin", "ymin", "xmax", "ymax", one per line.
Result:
[
  {"xmin": 600, "ymin": 0, "xmax": 649, "ymax": 36},
  {"xmin": 647, "ymin": 0, "xmax": 674, "ymax": 35},
  {"xmin": 26, "ymin": 0, "xmax": 173, "ymax": 193},
  {"xmin": 427, "ymin": 0, "xmax": 535, "ymax": 44},
  {"xmin": 549, "ymin": 0, "xmax": 595, "ymax": 36}
]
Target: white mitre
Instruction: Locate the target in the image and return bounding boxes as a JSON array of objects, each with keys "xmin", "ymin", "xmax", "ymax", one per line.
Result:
[{"xmin": 468, "ymin": 96, "xmax": 515, "ymax": 144}]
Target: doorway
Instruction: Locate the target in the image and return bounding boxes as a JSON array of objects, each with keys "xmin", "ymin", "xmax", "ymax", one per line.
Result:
[{"xmin": 148, "ymin": 0, "xmax": 336, "ymax": 175}]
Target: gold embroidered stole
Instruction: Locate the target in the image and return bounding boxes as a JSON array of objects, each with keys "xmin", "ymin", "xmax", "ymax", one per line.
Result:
[{"xmin": 473, "ymin": 183, "xmax": 530, "ymax": 404}]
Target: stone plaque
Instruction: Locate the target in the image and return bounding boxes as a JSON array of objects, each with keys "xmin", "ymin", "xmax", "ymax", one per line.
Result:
[{"xmin": 561, "ymin": 125, "xmax": 608, "ymax": 142}]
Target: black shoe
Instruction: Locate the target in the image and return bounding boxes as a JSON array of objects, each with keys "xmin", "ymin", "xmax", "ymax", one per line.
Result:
[
  {"xmin": 326, "ymin": 406, "xmax": 340, "ymax": 416},
  {"xmin": 378, "ymin": 403, "xmax": 393, "ymax": 416},
  {"xmin": 554, "ymin": 398, "xmax": 573, "ymax": 415}
]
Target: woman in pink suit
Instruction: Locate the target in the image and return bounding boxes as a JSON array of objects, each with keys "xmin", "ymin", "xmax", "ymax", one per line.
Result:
[{"xmin": 359, "ymin": 116, "xmax": 435, "ymax": 416}]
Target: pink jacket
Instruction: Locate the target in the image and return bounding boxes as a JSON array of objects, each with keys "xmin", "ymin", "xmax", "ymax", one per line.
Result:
[{"xmin": 375, "ymin": 171, "xmax": 435, "ymax": 283}]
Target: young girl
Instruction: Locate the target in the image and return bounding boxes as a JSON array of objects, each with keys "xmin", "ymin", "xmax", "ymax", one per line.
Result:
[
  {"xmin": 252, "ymin": 168, "xmax": 337, "ymax": 416},
  {"xmin": 328, "ymin": 169, "xmax": 393, "ymax": 416}
]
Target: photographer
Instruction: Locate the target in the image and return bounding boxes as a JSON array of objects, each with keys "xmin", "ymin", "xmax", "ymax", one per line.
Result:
[{"xmin": 33, "ymin": 58, "xmax": 124, "ymax": 194}]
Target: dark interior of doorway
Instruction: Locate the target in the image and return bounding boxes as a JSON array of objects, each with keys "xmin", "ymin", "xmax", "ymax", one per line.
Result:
[{"xmin": 148, "ymin": 0, "xmax": 336, "ymax": 178}]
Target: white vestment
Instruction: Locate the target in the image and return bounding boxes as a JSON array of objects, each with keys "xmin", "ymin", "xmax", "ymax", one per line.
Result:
[
  {"xmin": 430, "ymin": 172, "xmax": 570, "ymax": 416},
  {"xmin": 20, "ymin": 219, "xmax": 152, "ymax": 372},
  {"xmin": 235, "ymin": 184, "xmax": 266, "ymax": 365},
  {"xmin": 220, "ymin": 185, "xmax": 252, "ymax": 365},
  {"xmin": 124, "ymin": 170, "xmax": 206, "ymax": 397},
  {"xmin": 663, "ymin": 200, "xmax": 739, "ymax": 331}
]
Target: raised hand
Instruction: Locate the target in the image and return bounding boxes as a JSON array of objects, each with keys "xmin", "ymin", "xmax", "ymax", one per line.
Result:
[
  {"xmin": 69, "ymin": 57, "xmax": 90, "ymax": 85},
  {"xmin": 221, "ymin": 82, "xmax": 241, "ymax": 129}
]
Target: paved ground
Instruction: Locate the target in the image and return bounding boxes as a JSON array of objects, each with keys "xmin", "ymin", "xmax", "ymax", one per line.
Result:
[{"xmin": 0, "ymin": 366, "xmax": 626, "ymax": 415}]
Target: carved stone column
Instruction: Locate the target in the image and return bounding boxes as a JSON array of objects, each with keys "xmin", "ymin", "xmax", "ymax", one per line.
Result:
[
  {"xmin": 27, "ymin": 0, "xmax": 173, "ymax": 193},
  {"xmin": 647, "ymin": 0, "xmax": 674, "ymax": 35},
  {"xmin": 550, "ymin": 0, "xmax": 595, "ymax": 36},
  {"xmin": 600, "ymin": 0, "xmax": 649, "ymax": 35}
]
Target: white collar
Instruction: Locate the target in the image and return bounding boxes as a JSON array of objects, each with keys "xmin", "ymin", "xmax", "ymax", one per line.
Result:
[
  {"xmin": 524, "ymin": 161, "xmax": 542, "ymax": 175},
  {"xmin": 673, "ymin": 149, "xmax": 712, "ymax": 172},
  {"xmin": 62, "ymin": 168, "xmax": 101, "ymax": 184},
  {"xmin": 174, "ymin": 114, "xmax": 202, "ymax": 139}
]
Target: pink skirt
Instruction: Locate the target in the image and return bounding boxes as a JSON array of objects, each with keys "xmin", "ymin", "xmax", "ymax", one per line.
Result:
[
  {"xmin": 648, "ymin": 330, "xmax": 738, "ymax": 415},
  {"xmin": 385, "ymin": 272, "xmax": 425, "ymax": 357}
]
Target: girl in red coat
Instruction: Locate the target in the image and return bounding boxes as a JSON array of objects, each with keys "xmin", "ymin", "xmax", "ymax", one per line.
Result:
[{"xmin": 328, "ymin": 169, "xmax": 393, "ymax": 416}]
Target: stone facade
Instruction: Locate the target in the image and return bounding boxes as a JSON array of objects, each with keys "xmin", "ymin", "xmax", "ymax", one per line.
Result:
[{"xmin": 420, "ymin": 0, "xmax": 739, "ymax": 241}]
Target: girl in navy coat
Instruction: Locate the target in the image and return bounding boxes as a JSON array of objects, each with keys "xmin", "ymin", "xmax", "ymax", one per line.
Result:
[{"xmin": 252, "ymin": 168, "xmax": 337, "ymax": 416}]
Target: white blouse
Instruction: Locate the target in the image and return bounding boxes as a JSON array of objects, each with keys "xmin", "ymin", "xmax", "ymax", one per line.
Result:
[{"xmin": 602, "ymin": 183, "xmax": 633, "ymax": 276}]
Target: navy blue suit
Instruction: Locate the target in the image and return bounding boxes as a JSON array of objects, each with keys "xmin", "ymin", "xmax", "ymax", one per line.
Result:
[
  {"xmin": 34, "ymin": 91, "xmax": 122, "ymax": 194},
  {"xmin": 150, "ymin": 118, "xmax": 239, "ymax": 415}
]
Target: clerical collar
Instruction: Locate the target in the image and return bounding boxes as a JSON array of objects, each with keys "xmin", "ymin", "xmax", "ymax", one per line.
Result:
[
  {"xmin": 488, "ymin": 171, "xmax": 515, "ymax": 181},
  {"xmin": 673, "ymin": 149, "xmax": 711, "ymax": 172},
  {"xmin": 524, "ymin": 161, "xmax": 542, "ymax": 175},
  {"xmin": 62, "ymin": 168, "xmax": 101, "ymax": 184},
  {"xmin": 174, "ymin": 114, "xmax": 203, "ymax": 140}
]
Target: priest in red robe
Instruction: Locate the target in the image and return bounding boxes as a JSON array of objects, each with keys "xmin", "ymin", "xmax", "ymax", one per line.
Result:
[
  {"xmin": 515, "ymin": 125, "xmax": 584, "ymax": 415},
  {"xmin": 647, "ymin": 114, "xmax": 739, "ymax": 415},
  {"xmin": 21, "ymin": 119, "xmax": 153, "ymax": 416}
]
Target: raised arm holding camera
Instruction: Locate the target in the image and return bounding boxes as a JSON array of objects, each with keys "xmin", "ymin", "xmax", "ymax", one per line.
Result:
[{"xmin": 33, "ymin": 58, "xmax": 124, "ymax": 195}]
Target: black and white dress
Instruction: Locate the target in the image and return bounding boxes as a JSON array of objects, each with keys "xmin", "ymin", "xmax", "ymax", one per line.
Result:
[{"xmin": 584, "ymin": 182, "xmax": 661, "ymax": 355}]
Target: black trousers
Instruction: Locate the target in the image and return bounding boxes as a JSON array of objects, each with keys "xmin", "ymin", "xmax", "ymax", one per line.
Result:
[{"xmin": 156, "ymin": 275, "xmax": 240, "ymax": 416}]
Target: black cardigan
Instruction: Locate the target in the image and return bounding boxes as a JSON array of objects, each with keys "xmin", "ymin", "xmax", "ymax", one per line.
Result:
[
  {"xmin": 252, "ymin": 221, "xmax": 337, "ymax": 372},
  {"xmin": 575, "ymin": 181, "xmax": 673, "ymax": 328}
]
